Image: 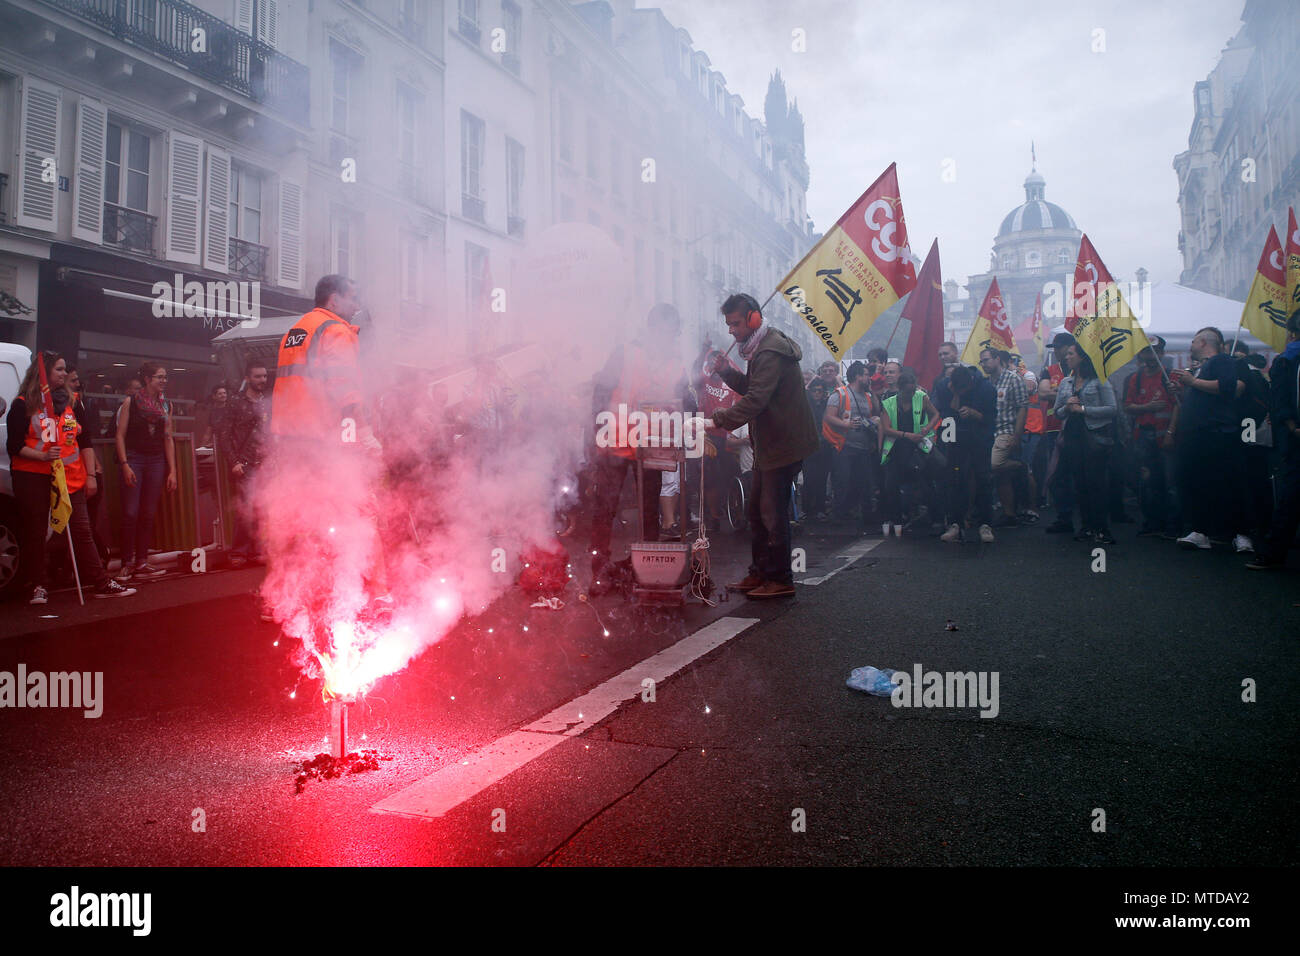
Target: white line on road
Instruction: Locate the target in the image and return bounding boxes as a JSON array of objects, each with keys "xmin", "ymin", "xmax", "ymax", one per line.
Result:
[
  {"xmin": 798, "ymin": 537, "xmax": 884, "ymax": 586},
  {"xmin": 371, "ymin": 615, "xmax": 759, "ymax": 820}
]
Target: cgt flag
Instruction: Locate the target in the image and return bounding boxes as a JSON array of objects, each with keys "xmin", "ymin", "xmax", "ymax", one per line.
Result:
[
  {"xmin": 779, "ymin": 163, "xmax": 917, "ymax": 357},
  {"xmin": 1012, "ymin": 292, "xmax": 1045, "ymax": 367},
  {"xmin": 1286, "ymin": 207, "xmax": 1300, "ymax": 316},
  {"xmin": 1066, "ymin": 234, "xmax": 1151, "ymax": 379},
  {"xmin": 960, "ymin": 277, "xmax": 1015, "ymax": 366},
  {"xmin": 1240, "ymin": 225, "xmax": 1289, "ymax": 352}
]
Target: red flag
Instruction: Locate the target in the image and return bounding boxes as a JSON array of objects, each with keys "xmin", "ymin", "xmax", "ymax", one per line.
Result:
[
  {"xmin": 960, "ymin": 277, "xmax": 1015, "ymax": 365},
  {"xmin": 1013, "ymin": 293, "xmax": 1044, "ymax": 362},
  {"xmin": 1066, "ymin": 233, "xmax": 1107, "ymax": 331},
  {"xmin": 901, "ymin": 239, "xmax": 944, "ymax": 388}
]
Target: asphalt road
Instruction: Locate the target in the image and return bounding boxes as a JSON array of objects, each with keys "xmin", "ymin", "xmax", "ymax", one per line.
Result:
[{"xmin": 0, "ymin": 517, "xmax": 1296, "ymax": 867}]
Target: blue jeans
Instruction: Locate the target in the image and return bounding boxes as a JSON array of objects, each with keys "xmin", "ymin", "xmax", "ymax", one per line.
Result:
[{"xmin": 121, "ymin": 451, "xmax": 166, "ymax": 566}]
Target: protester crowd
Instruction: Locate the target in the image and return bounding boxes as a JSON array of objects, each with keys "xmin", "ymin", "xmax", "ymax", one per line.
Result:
[{"xmin": 9, "ymin": 277, "xmax": 1299, "ymax": 609}]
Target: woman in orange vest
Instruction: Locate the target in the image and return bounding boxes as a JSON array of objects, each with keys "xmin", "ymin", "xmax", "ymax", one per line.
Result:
[{"xmin": 6, "ymin": 352, "xmax": 136, "ymax": 603}]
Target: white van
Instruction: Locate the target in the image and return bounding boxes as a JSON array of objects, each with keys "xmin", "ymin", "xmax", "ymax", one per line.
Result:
[{"xmin": 0, "ymin": 343, "xmax": 33, "ymax": 599}]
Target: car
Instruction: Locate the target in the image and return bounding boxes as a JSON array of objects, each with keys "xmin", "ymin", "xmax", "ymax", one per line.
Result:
[{"xmin": 0, "ymin": 342, "xmax": 33, "ymax": 600}]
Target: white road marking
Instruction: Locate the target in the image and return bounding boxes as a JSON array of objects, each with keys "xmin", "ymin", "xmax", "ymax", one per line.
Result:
[
  {"xmin": 798, "ymin": 537, "xmax": 884, "ymax": 586},
  {"xmin": 371, "ymin": 616, "xmax": 758, "ymax": 819}
]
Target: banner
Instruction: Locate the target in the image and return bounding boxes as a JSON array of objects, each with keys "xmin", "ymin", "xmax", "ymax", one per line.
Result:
[
  {"xmin": 1240, "ymin": 225, "xmax": 1289, "ymax": 352},
  {"xmin": 960, "ymin": 278, "xmax": 1015, "ymax": 366},
  {"xmin": 779, "ymin": 163, "xmax": 917, "ymax": 357},
  {"xmin": 901, "ymin": 238, "xmax": 944, "ymax": 390},
  {"xmin": 1066, "ymin": 234, "xmax": 1152, "ymax": 379}
]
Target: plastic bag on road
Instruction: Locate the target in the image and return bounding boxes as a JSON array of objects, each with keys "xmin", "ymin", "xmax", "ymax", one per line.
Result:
[{"xmin": 846, "ymin": 666, "xmax": 899, "ymax": 697}]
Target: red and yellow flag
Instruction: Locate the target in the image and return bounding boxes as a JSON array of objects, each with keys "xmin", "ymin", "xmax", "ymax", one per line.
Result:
[
  {"xmin": 960, "ymin": 278, "xmax": 1016, "ymax": 366},
  {"xmin": 1285, "ymin": 207, "xmax": 1300, "ymax": 319},
  {"xmin": 35, "ymin": 354, "xmax": 72, "ymax": 534},
  {"xmin": 1065, "ymin": 234, "xmax": 1151, "ymax": 379},
  {"xmin": 1240, "ymin": 225, "xmax": 1289, "ymax": 352},
  {"xmin": 778, "ymin": 163, "xmax": 917, "ymax": 357}
]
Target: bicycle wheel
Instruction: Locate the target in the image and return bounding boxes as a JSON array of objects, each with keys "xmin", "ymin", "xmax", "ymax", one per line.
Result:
[{"xmin": 726, "ymin": 475, "xmax": 747, "ymax": 531}]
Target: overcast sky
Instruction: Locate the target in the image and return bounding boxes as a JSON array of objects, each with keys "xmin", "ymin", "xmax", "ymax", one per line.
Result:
[{"xmin": 652, "ymin": 0, "xmax": 1247, "ymax": 303}]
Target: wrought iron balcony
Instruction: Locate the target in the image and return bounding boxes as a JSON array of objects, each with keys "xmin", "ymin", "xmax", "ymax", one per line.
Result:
[
  {"xmin": 38, "ymin": 0, "xmax": 309, "ymax": 125},
  {"xmin": 102, "ymin": 202, "xmax": 157, "ymax": 255},
  {"xmin": 461, "ymin": 193, "xmax": 485, "ymax": 223},
  {"xmin": 228, "ymin": 236, "xmax": 268, "ymax": 281}
]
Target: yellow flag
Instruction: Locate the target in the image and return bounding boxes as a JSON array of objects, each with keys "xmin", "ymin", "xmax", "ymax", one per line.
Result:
[
  {"xmin": 49, "ymin": 459, "xmax": 72, "ymax": 535},
  {"xmin": 778, "ymin": 164, "xmax": 917, "ymax": 357},
  {"xmin": 1066, "ymin": 234, "xmax": 1152, "ymax": 379},
  {"xmin": 1240, "ymin": 225, "xmax": 1289, "ymax": 352}
]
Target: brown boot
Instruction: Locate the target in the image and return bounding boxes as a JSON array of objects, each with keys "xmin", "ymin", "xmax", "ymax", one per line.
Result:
[{"xmin": 748, "ymin": 581, "xmax": 796, "ymax": 599}]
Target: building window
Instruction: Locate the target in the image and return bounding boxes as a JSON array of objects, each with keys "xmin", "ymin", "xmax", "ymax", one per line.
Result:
[
  {"xmin": 458, "ymin": 0, "xmax": 481, "ymax": 44},
  {"xmin": 502, "ymin": 1, "xmax": 522, "ymax": 75},
  {"xmin": 585, "ymin": 116, "xmax": 600, "ymax": 181},
  {"xmin": 329, "ymin": 40, "xmax": 359, "ymax": 135},
  {"xmin": 460, "ymin": 110, "xmax": 485, "ymax": 221},
  {"xmin": 1058, "ymin": 248, "xmax": 1070, "ymax": 265},
  {"xmin": 1025, "ymin": 250, "xmax": 1041, "ymax": 268},
  {"xmin": 398, "ymin": 0, "xmax": 425, "ymax": 45},
  {"xmin": 506, "ymin": 136, "xmax": 525, "ymax": 237},
  {"xmin": 397, "ymin": 83, "xmax": 422, "ymax": 196},
  {"xmin": 105, "ymin": 121, "xmax": 150, "ymax": 212},
  {"xmin": 228, "ymin": 164, "xmax": 261, "ymax": 242},
  {"xmin": 557, "ymin": 94, "xmax": 574, "ymax": 165},
  {"xmin": 1001, "ymin": 254, "xmax": 1013, "ymax": 271},
  {"xmin": 609, "ymin": 139, "xmax": 622, "ymax": 198},
  {"xmin": 332, "ymin": 213, "xmax": 354, "ymax": 276},
  {"xmin": 465, "ymin": 241, "xmax": 490, "ymax": 323}
]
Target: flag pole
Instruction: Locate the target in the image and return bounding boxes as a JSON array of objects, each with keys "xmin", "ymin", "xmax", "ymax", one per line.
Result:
[{"xmin": 67, "ymin": 529, "xmax": 84, "ymax": 605}]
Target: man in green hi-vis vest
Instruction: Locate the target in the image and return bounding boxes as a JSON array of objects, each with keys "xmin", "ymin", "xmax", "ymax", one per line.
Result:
[{"xmin": 879, "ymin": 368, "xmax": 947, "ymax": 535}]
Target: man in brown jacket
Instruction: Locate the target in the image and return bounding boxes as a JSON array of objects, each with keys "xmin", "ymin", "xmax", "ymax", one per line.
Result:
[{"xmin": 709, "ymin": 293, "xmax": 820, "ymax": 598}]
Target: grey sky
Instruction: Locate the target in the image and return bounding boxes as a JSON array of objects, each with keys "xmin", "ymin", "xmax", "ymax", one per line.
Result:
[{"xmin": 653, "ymin": 0, "xmax": 1246, "ymax": 305}]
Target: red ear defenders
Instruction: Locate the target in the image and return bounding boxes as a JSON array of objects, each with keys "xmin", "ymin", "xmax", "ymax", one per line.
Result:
[{"xmin": 741, "ymin": 295, "xmax": 762, "ymax": 330}]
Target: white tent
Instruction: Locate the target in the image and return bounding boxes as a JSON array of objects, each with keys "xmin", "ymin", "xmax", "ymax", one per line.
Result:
[{"xmin": 1049, "ymin": 281, "xmax": 1268, "ymax": 363}]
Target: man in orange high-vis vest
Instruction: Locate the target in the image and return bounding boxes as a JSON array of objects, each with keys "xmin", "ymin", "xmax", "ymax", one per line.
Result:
[
  {"xmin": 264, "ymin": 275, "xmax": 390, "ymax": 615},
  {"xmin": 272, "ymin": 275, "xmax": 377, "ymax": 447}
]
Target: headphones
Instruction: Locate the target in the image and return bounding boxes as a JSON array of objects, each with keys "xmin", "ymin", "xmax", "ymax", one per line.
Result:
[{"xmin": 738, "ymin": 293, "xmax": 762, "ymax": 330}]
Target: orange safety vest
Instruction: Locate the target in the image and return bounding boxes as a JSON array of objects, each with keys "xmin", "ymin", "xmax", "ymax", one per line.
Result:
[
  {"xmin": 602, "ymin": 342, "xmax": 682, "ymax": 460},
  {"xmin": 822, "ymin": 384, "xmax": 875, "ymax": 452},
  {"xmin": 271, "ymin": 307, "xmax": 361, "ymax": 439},
  {"xmin": 12, "ymin": 401, "xmax": 87, "ymax": 492}
]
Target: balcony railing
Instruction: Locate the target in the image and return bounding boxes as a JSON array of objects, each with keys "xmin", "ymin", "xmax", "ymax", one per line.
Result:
[
  {"xmin": 39, "ymin": 0, "xmax": 309, "ymax": 125},
  {"xmin": 462, "ymin": 193, "xmax": 485, "ymax": 223},
  {"xmin": 228, "ymin": 236, "xmax": 268, "ymax": 281},
  {"xmin": 103, "ymin": 202, "xmax": 157, "ymax": 255},
  {"xmin": 457, "ymin": 15, "xmax": 480, "ymax": 44}
]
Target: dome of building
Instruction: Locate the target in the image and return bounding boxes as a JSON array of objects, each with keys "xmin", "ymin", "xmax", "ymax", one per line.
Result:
[{"xmin": 997, "ymin": 169, "xmax": 1077, "ymax": 237}]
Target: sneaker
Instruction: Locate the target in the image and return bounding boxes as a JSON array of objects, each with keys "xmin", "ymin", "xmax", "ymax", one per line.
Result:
[
  {"xmin": 1245, "ymin": 557, "xmax": 1281, "ymax": 570},
  {"xmin": 94, "ymin": 580, "xmax": 136, "ymax": 599},
  {"xmin": 747, "ymin": 581, "xmax": 796, "ymax": 599},
  {"xmin": 1044, "ymin": 520, "xmax": 1074, "ymax": 534},
  {"xmin": 978, "ymin": 524, "xmax": 995, "ymax": 543},
  {"xmin": 133, "ymin": 563, "xmax": 167, "ymax": 579},
  {"xmin": 728, "ymin": 573, "xmax": 766, "ymax": 592},
  {"xmin": 29, "ymin": 586, "xmax": 48, "ymax": 605},
  {"xmin": 1018, "ymin": 510, "xmax": 1041, "ymax": 524},
  {"xmin": 1233, "ymin": 535, "xmax": 1254, "ymax": 554},
  {"xmin": 115, "ymin": 564, "xmax": 134, "ymax": 583},
  {"xmin": 661, "ymin": 524, "xmax": 682, "ymax": 541},
  {"xmin": 1177, "ymin": 531, "xmax": 1211, "ymax": 550},
  {"xmin": 940, "ymin": 523, "xmax": 962, "ymax": 543}
]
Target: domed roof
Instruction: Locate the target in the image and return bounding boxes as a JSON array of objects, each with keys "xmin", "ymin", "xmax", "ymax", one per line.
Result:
[{"xmin": 997, "ymin": 169, "xmax": 1077, "ymax": 238}]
